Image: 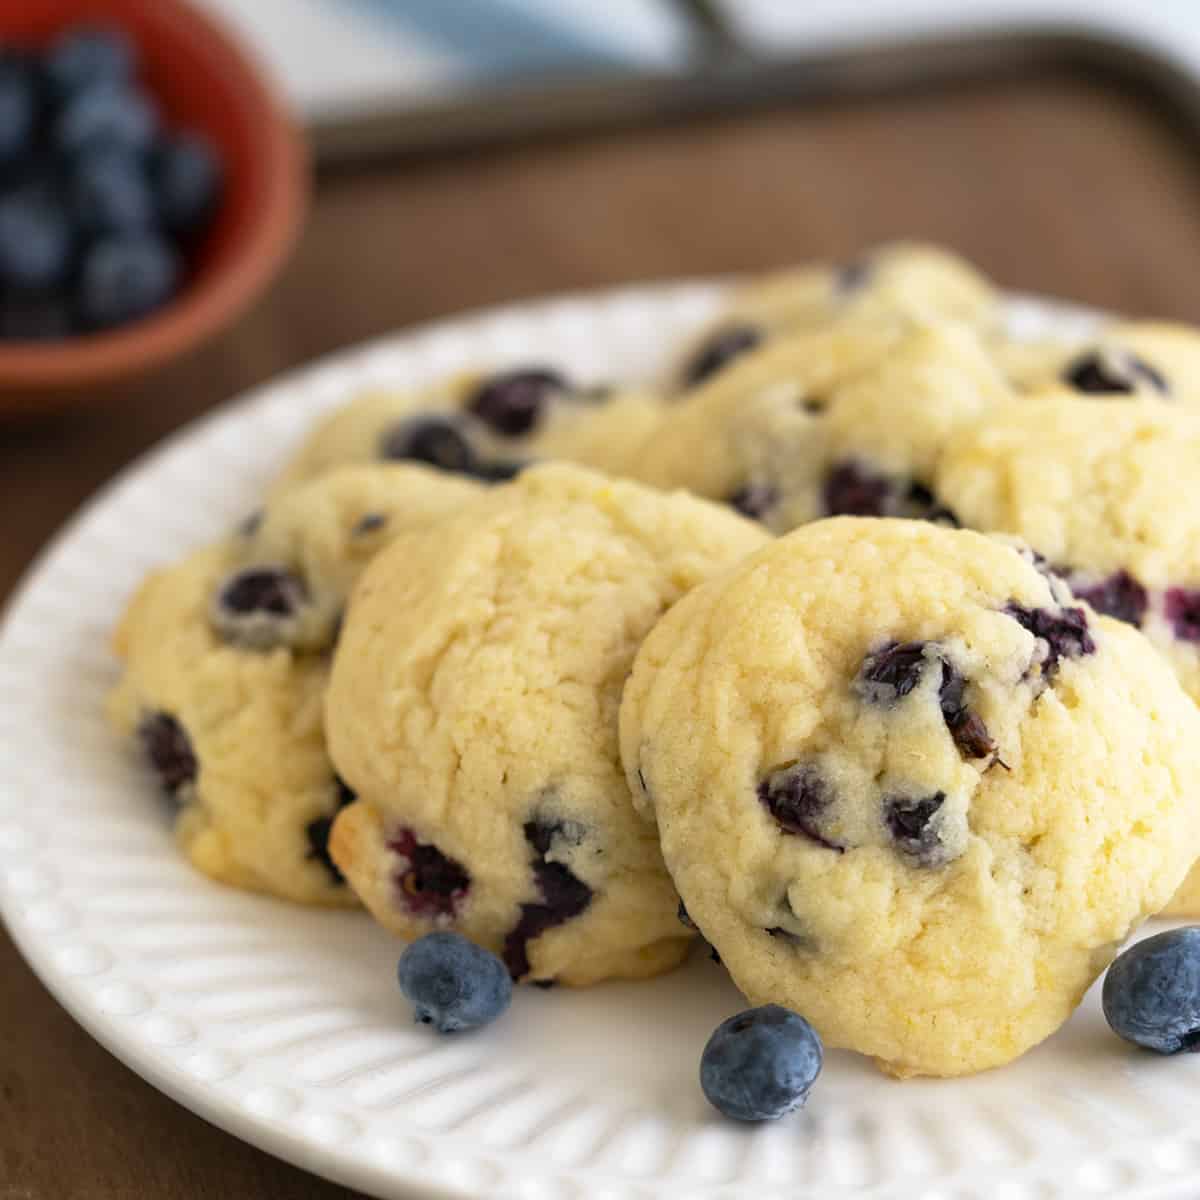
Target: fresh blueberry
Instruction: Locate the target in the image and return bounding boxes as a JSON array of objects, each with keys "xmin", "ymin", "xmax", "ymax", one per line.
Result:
[
  {"xmin": 728, "ymin": 482, "xmax": 776, "ymax": 522},
  {"xmin": 1063, "ymin": 349, "xmax": 1168, "ymax": 396},
  {"xmin": 397, "ymin": 931, "xmax": 512, "ymax": 1034},
  {"xmin": 380, "ymin": 415, "xmax": 477, "ymax": 475},
  {"xmin": 1103, "ymin": 928, "xmax": 1200, "ymax": 1054},
  {"xmin": 1165, "ymin": 588, "xmax": 1200, "ymax": 643},
  {"xmin": 502, "ymin": 819, "xmax": 593, "ymax": 982},
  {"xmin": 884, "ymin": 792, "xmax": 953, "ymax": 867},
  {"xmin": 389, "ymin": 828, "xmax": 471, "ymax": 920},
  {"xmin": 77, "ymin": 233, "xmax": 179, "ymax": 329},
  {"xmin": 0, "ymin": 289, "xmax": 73, "ymax": 341},
  {"xmin": 0, "ymin": 192, "xmax": 72, "ymax": 291},
  {"xmin": 46, "ymin": 26, "xmax": 135, "ymax": 99},
  {"xmin": 0, "ymin": 55, "xmax": 36, "ymax": 167},
  {"xmin": 55, "ymin": 82, "xmax": 159, "ymax": 157},
  {"xmin": 700, "ymin": 1005, "xmax": 823, "ymax": 1122},
  {"xmin": 72, "ymin": 147, "xmax": 155, "ymax": 237},
  {"xmin": 467, "ymin": 367, "xmax": 566, "ymax": 437},
  {"xmin": 152, "ymin": 132, "xmax": 222, "ymax": 235},
  {"xmin": 682, "ymin": 323, "xmax": 763, "ymax": 387},
  {"xmin": 1005, "ymin": 603, "xmax": 1095, "ymax": 677},
  {"xmin": 137, "ymin": 711, "xmax": 197, "ymax": 806},
  {"xmin": 1069, "ymin": 569, "xmax": 1148, "ymax": 628},
  {"xmin": 304, "ymin": 777, "xmax": 356, "ymax": 884},
  {"xmin": 758, "ymin": 764, "xmax": 842, "ymax": 851}
]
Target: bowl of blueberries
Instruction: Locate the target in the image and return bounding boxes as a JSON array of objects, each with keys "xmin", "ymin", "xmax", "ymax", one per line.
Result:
[{"xmin": 0, "ymin": 0, "xmax": 306, "ymax": 402}]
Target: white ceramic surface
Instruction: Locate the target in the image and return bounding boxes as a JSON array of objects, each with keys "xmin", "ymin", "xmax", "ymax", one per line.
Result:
[{"xmin": 2, "ymin": 282, "xmax": 1194, "ymax": 1200}]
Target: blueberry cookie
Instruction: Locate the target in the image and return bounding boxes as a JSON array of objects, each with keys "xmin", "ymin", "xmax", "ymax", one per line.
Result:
[
  {"xmin": 324, "ymin": 463, "xmax": 769, "ymax": 985},
  {"xmin": 934, "ymin": 398, "xmax": 1200, "ymax": 705},
  {"xmin": 933, "ymin": 398, "xmax": 1200, "ymax": 915},
  {"xmin": 275, "ymin": 366, "xmax": 663, "ymax": 492},
  {"xmin": 675, "ymin": 242, "xmax": 999, "ymax": 390},
  {"xmin": 1001, "ymin": 321, "xmax": 1200, "ymax": 402},
  {"xmin": 108, "ymin": 464, "xmax": 483, "ymax": 904},
  {"xmin": 620, "ymin": 518, "xmax": 1200, "ymax": 1077},
  {"xmin": 637, "ymin": 317, "xmax": 1010, "ymax": 533}
]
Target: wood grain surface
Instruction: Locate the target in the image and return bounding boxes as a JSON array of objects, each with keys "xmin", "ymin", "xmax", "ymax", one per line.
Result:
[{"xmin": 5, "ymin": 68, "xmax": 1200, "ymax": 1199}]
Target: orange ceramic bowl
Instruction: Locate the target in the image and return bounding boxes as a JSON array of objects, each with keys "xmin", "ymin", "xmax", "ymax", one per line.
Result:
[{"xmin": 0, "ymin": 0, "xmax": 307, "ymax": 404}]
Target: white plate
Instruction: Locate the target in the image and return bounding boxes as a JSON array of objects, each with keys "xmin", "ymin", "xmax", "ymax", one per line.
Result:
[{"xmin": 2, "ymin": 282, "xmax": 1193, "ymax": 1200}]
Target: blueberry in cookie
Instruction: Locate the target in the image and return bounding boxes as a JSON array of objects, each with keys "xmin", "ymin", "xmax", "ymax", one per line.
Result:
[
  {"xmin": 108, "ymin": 464, "xmax": 482, "ymax": 904},
  {"xmin": 275, "ymin": 368, "xmax": 664, "ymax": 493},
  {"xmin": 637, "ymin": 316, "xmax": 1009, "ymax": 534}
]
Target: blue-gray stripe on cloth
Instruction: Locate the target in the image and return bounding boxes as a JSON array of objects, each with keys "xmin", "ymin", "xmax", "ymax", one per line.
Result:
[{"xmin": 340, "ymin": 0, "xmax": 644, "ymax": 77}]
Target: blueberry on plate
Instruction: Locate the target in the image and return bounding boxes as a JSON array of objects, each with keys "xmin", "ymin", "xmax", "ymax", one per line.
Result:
[
  {"xmin": 700, "ymin": 1004, "xmax": 823, "ymax": 1122},
  {"xmin": 54, "ymin": 82, "xmax": 159, "ymax": 158},
  {"xmin": 152, "ymin": 132, "xmax": 222, "ymax": 235},
  {"xmin": 45, "ymin": 25, "xmax": 135, "ymax": 100},
  {"xmin": 1103, "ymin": 927, "xmax": 1200, "ymax": 1054},
  {"xmin": 0, "ymin": 54, "xmax": 36, "ymax": 167},
  {"xmin": 397, "ymin": 932, "xmax": 512, "ymax": 1034},
  {"xmin": 0, "ymin": 192, "xmax": 72, "ymax": 291},
  {"xmin": 77, "ymin": 233, "xmax": 179, "ymax": 329},
  {"xmin": 72, "ymin": 147, "xmax": 155, "ymax": 237}
]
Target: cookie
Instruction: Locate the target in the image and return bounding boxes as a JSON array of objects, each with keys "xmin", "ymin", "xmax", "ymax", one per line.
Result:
[
  {"xmin": 325, "ymin": 463, "xmax": 769, "ymax": 985},
  {"xmin": 637, "ymin": 316, "xmax": 1010, "ymax": 534},
  {"xmin": 933, "ymin": 398, "xmax": 1200, "ymax": 916},
  {"xmin": 620, "ymin": 518, "xmax": 1200, "ymax": 1077},
  {"xmin": 275, "ymin": 366, "xmax": 663, "ymax": 493},
  {"xmin": 675, "ymin": 242, "xmax": 999, "ymax": 390},
  {"xmin": 1002, "ymin": 321, "xmax": 1200, "ymax": 402},
  {"xmin": 108, "ymin": 464, "xmax": 483, "ymax": 905},
  {"xmin": 934, "ymin": 397, "xmax": 1200, "ymax": 705}
]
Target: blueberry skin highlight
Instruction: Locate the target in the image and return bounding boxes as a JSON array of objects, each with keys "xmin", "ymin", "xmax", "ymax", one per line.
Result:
[
  {"xmin": 700, "ymin": 1004, "xmax": 823, "ymax": 1122},
  {"xmin": 45, "ymin": 26, "xmax": 135, "ymax": 100},
  {"xmin": 1103, "ymin": 928, "xmax": 1200, "ymax": 1054},
  {"xmin": 398, "ymin": 932, "xmax": 513, "ymax": 1034}
]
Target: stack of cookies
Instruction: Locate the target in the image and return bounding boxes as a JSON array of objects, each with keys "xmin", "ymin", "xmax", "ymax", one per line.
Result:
[{"xmin": 109, "ymin": 242, "xmax": 1200, "ymax": 1079}]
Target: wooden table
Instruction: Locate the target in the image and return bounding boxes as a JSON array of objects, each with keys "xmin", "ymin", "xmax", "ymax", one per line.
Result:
[{"xmin": 5, "ymin": 67, "xmax": 1200, "ymax": 1199}]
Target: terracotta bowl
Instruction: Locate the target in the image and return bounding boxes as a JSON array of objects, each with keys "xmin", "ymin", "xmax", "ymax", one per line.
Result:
[{"xmin": 0, "ymin": 0, "xmax": 307, "ymax": 407}]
